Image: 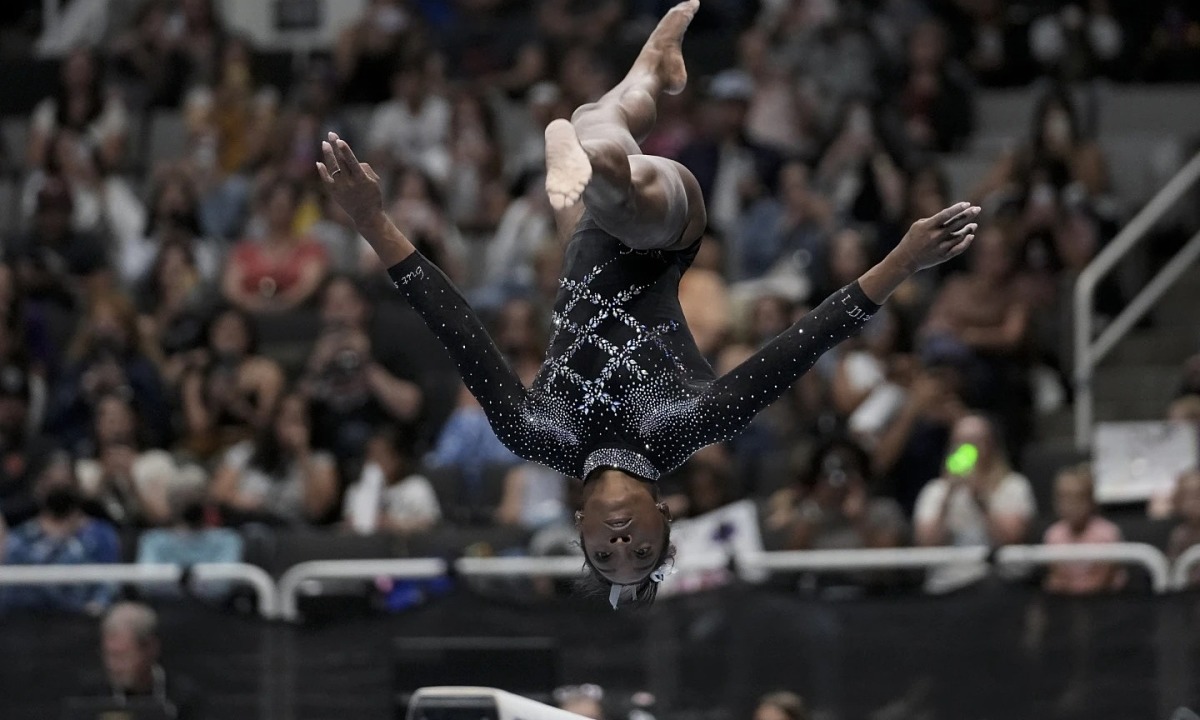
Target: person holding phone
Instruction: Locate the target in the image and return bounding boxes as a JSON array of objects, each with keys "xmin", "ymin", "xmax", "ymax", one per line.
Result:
[
  {"xmin": 319, "ymin": 1, "xmax": 981, "ymax": 607},
  {"xmin": 913, "ymin": 413, "xmax": 1035, "ymax": 594}
]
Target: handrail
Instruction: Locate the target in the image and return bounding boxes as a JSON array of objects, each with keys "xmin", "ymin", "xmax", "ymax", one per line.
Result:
[
  {"xmin": 740, "ymin": 546, "xmax": 990, "ymax": 572},
  {"xmin": 277, "ymin": 558, "xmax": 448, "ymax": 621},
  {"xmin": 1074, "ymin": 151, "xmax": 1200, "ymax": 449},
  {"xmin": 189, "ymin": 563, "xmax": 280, "ymax": 619},
  {"xmin": 1170, "ymin": 544, "xmax": 1200, "ymax": 591},
  {"xmin": 995, "ymin": 542, "xmax": 1171, "ymax": 593},
  {"xmin": 0, "ymin": 563, "xmax": 279, "ymax": 618}
]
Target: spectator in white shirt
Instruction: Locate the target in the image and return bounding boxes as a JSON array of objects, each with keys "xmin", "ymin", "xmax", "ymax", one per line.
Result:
[
  {"xmin": 343, "ymin": 425, "xmax": 441, "ymax": 536},
  {"xmin": 914, "ymin": 413, "xmax": 1035, "ymax": 594},
  {"xmin": 366, "ymin": 59, "xmax": 452, "ymax": 188}
]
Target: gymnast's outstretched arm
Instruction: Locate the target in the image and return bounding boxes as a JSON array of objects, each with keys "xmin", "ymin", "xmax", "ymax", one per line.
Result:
[
  {"xmin": 317, "ymin": 133, "xmax": 577, "ymax": 468},
  {"xmin": 677, "ymin": 202, "xmax": 982, "ymax": 450}
]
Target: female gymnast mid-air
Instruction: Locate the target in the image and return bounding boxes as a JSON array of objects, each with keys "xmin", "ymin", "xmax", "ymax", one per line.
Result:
[{"xmin": 318, "ymin": 0, "xmax": 980, "ymax": 608}]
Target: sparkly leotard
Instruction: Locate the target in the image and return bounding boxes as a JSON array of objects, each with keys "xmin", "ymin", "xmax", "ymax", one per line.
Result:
[{"xmin": 387, "ymin": 212, "xmax": 880, "ymax": 481}]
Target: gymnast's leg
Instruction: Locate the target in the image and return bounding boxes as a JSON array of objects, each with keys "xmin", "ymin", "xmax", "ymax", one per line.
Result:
[{"xmin": 544, "ymin": 0, "xmax": 706, "ymax": 251}]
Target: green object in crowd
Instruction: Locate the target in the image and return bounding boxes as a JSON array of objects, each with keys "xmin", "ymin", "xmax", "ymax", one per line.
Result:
[{"xmin": 946, "ymin": 443, "xmax": 979, "ymax": 476}]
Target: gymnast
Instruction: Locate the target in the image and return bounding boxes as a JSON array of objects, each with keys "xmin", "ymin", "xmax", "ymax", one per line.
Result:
[{"xmin": 317, "ymin": 0, "xmax": 980, "ymax": 608}]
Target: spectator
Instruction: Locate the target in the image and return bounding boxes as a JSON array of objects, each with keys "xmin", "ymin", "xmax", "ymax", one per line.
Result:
[
  {"xmin": 168, "ymin": 0, "xmax": 226, "ymax": 87},
  {"xmin": 898, "ymin": 19, "xmax": 975, "ymax": 153},
  {"xmin": 425, "ymin": 385, "xmax": 521, "ymax": 508},
  {"xmin": 495, "ymin": 462, "xmax": 570, "ymax": 531},
  {"xmin": 1028, "ymin": 2, "xmax": 1125, "ymax": 82},
  {"xmin": 7, "ymin": 177, "xmax": 110, "ymax": 308},
  {"xmin": 678, "ymin": 69, "xmax": 783, "ymax": 236},
  {"xmin": 0, "ymin": 364, "xmax": 56, "ymax": 527},
  {"xmin": 27, "ymin": 46, "xmax": 128, "ymax": 172},
  {"xmin": 222, "ymin": 178, "xmax": 330, "ymax": 313},
  {"xmin": 183, "ymin": 37, "xmax": 278, "ymax": 239},
  {"xmin": 367, "ymin": 58, "xmax": 453, "ymax": 187},
  {"xmin": 974, "ymin": 86, "xmax": 1109, "ymax": 206},
  {"xmin": 335, "ymin": 0, "xmax": 424, "ymax": 105},
  {"xmin": 914, "ymin": 413, "xmax": 1035, "ymax": 594},
  {"xmin": 1167, "ymin": 469, "xmax": 1200, "ymax": 587},
  {"xmin": 738, "ymin": 27, "xmax": 815, "ymax": 157},
  {"xmin": 662, "ymin": 444, "xmax": 738, "ymax": 521},
  {"xmin": 135, "ymin": 241, "xmax": 215, "ymax": 385},
  {"xmin": 1043, "ymin": 465, "xmax": 1126, "ymax": 595},
  {"xmin": 209, "ymin": 393, "xmax": 339, "ymax": 525},
  {"xmin": 302, "ymin": 322, "xmax": 422, "ymax": 465},
  {"xmin": 921, "ymin": 225, "xmax": 1032, "ymax": 450},
  {"xmin": 109, "ymin": 0, "xmax": 191, "ymax": 110},
  {"xmin": 97, "ymin": 602, "xmax": 206, "ymax": 719},
  {"xmin": 74, "ymin": 393, "xmax": 205, "ymax": 528},
  {"xmin": 767, "ymin": 437, "xmax": 906, "ymax": 553},
  {"xmin": 0, "ymin": 262, "xmax": 56, "ymax": 379},
  {"xmin": 123, "ymin": 169, "xmax": 219, "ymax": 289},
  {"xmin": 386, "ymin": 167, "xmax": 467, "ymax": 284},
  {"xmin": 813, "ymin": 99, "xmax": 907, "ymax": 227},
  {"xmin": 1168, "ymin": 394, "xmax": 1200, "ymax": 425},
  {"xmin": 554, "ymin": 683, "xmax": 606, "ymax": 720},
  {"xmin": 343, "ymin": 425, "xmax": 441, "ymax": 536},
  {"xmin": 137, "ymin": 486, "xmax": 241, "ymax": 600},
  {"xmin": 478, "ymin": 171, "xmax": 556, "ymax": 298},
  {"xmin": 753, "ymin": 691, "xmax": 810, "ymax": 720},
  {"xmin": 180, "ymin": 307, "xmax": 285, "ymax": 459},
  {"xmin": 50, "ymin": 292, "xmax": 171, "ymax": 453},
  {"xmin": 734, "ymin": 160, "xmax": 833, "ymax": 283},
  {"xmin": 273, "ymin": 63, "xmax": 355, "ymax": 184},
  {"xmin": 2, "ymin": 455, "xmax": 120, "ymax": 615}
]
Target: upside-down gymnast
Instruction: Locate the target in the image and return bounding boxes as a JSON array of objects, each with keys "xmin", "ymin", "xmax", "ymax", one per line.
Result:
[{"xmin": 318, "ymin": 0, "xmax": 980, "ymax": 608}]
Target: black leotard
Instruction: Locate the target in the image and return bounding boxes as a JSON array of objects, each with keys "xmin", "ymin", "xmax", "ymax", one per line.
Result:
[{"xmin": 387, "ymin": 212, "xmax": 880, "ymax": 481}]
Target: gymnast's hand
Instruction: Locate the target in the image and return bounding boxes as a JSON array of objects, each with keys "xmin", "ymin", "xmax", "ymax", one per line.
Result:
[
  {"xmin": 317, "ymin": 132, "xmax": 383, "ymax": 230},
  {"xmin": 894, "ymin": 201, "xmax": 981, "ymax": 272}
]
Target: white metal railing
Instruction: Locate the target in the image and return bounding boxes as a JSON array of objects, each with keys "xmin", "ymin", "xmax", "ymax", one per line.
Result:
[
  {"xmin": 277, "ymin": 558, "xmax": 448, "ymax": 621},
  {"xmin": 1, "ymin": 545, "xmax": 1189, "ymax": 623},
  {"xmin": 0, "ymin": 563, "xmax": 279, "ymax": 618},
  {"xmin": 1170, "ymin": 544, "xmax": 1200, "ymax": 591},
  {"xmin": 740, "ymin": 546, "xmax": 990, "ymax": 573},
  {"xmin": 1074, "ymin": 151, "xmax": 1200, "ymax": 449},
  {"xmin": 995, "ymin": 542, "xmax": 1171, "ymax": 593}
]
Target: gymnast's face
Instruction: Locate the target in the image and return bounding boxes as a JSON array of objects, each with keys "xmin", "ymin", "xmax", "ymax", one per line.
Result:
[{"xmin": 577, "ymin": 469, "xmax": 670, "ymax": 585}]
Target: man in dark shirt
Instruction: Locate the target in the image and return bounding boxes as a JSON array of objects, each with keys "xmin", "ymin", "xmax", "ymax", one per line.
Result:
[{"xmin": 95, "ymin": 602, "xmax": 206, "ymax": 720}]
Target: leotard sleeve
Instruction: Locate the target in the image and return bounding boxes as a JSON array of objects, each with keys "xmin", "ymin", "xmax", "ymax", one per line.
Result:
[
  {"xmin": 665, "ymin": 281, "xmax": 881, "ymax": 452},
  {"xmin": 387, "ymin": 252, "xmax": 579, "ymax": 471}
]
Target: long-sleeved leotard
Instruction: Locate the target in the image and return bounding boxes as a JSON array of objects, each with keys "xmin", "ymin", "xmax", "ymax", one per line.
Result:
[{"xmin": 387, "ymin": 212, "xmax": 880, "ymax": 481}]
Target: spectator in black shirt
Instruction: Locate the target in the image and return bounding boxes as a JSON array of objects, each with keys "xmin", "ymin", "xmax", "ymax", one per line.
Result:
[{"xmin": 97, "ymin": 602, "xmax": 206, "ymax": 720}]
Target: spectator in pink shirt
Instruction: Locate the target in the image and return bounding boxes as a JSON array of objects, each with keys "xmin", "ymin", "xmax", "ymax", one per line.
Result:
[{"xmin": 1042, "ymin": 465, "xmax": 1126, "ymax": 595}]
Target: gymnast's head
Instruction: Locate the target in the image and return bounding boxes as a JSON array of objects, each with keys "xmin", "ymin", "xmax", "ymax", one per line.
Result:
[{"xmin": 575, "ymin": 467, "xmax": 675, "ymax": 609}]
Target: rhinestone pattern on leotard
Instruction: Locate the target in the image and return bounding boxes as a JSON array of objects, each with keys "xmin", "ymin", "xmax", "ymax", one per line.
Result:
[{"xmin": 389, "ymin": 212, "xmax": 879, "ymax": 482}]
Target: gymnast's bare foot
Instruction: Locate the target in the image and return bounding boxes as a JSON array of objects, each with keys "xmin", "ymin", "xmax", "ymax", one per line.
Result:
[
  {"xmin": 545, "ymin": 119, "xmax": 592, "ymax": 211},
  {"xmin": 634, "ymin": 0, "xmax": 698, "ymax": 96}
]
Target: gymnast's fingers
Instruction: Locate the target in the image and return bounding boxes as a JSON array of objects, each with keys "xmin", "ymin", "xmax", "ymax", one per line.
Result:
[
  {"xmin": 321, "ymin": 140, "xmax": 340, "ymax": 175},
  {"xmin": 941, "ymin": 205, "xmax": 981, "ymax": 234},
  {"xmin": 928, "ymin": 202, "xmax": 971, "ymax": 228},
  {"xmin": 316, "ymin": 161, "xmax": 335, "ymax": 184},
  {"xmin": 948, "ymin": 223, "xmax": 977, "ymax": 241},
  {"xmin": 946, "ymin": 233, "xmax": 975, "ymax": 259},
  {"xmin": 330, "ymin": 133, "xmax": 364, "ymax": 178}
]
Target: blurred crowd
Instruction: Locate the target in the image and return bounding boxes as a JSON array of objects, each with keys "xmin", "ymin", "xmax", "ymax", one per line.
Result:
[{"xmin": 1, "ymin": 0, "xmax": 1199, "ymax": 614}]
